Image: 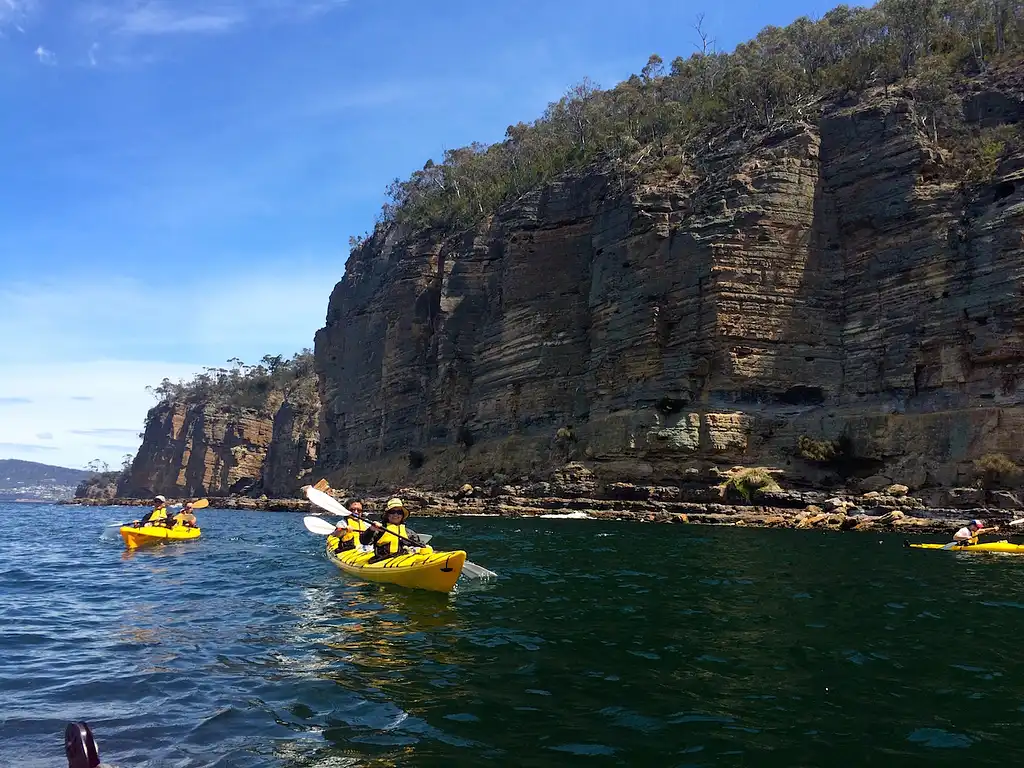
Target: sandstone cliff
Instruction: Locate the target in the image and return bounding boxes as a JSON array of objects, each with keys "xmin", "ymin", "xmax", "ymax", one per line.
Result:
[
  {"xmin": 314, "ymin": 65, "xmax": 1024, "ymax": 493},
  {"xmin": 120, "ymin": 357, "xmax": 320, "ymax": 498}
]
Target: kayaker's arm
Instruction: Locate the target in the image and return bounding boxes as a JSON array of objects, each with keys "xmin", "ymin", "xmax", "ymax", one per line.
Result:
[{"xmin": 359, "ymin": 524, "xmax": 383, "ymax": 546}]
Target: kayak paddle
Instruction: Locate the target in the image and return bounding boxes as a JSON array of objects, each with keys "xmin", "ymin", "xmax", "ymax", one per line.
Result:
[
  {"xmin": 304, "ymin": 488, "xmax": 434, "ymax": 550},
  {"xmin": 304, "ymin": 486, "xmax": 493, "ymax": 578},
  {"xmin": 304, "ymin": 515, "xmax": 339, "ymax": 535},
  {"xmin": 303, "ymin": 514, "xmax": 432, "ymax": 544},
  {"xmin": 303, "ymin": 489, "xmax": 427, "ymax": 541}
]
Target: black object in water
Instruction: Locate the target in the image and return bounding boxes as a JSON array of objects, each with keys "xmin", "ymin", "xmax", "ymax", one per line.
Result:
[{"xmin": 65, "ymin": 722, "xmax": 100, "ymax": 768}]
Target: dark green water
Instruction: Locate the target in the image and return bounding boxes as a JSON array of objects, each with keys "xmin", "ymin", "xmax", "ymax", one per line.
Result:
[{"xmin": 3, "ymin": 503, "xmax": 1024, "ymax": 766}]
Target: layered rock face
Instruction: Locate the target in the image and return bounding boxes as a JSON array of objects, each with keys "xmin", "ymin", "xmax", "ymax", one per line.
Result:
[
  {"xmin": 121, "ymin": 397, "xmax": 318, "ymax": 498},
  {"xmin": 316, "ymin": 73, "xmax": 1024, "ymax": 491}
]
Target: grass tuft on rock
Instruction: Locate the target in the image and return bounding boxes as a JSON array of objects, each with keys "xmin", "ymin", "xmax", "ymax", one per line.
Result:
[{"xmin": 721, "ymin": 468, "xmax": 781, "ymax": 502}]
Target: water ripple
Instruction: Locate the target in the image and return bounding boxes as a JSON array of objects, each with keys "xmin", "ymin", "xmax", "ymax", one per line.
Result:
[{"xmin": 4, "ymin": 504, "xmax": 1024, "ymax": 765}]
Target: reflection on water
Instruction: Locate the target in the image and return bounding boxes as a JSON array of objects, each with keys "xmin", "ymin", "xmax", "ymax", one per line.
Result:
[{"xmin": 9, "ymin": 505, "xmax": 1024, "ymax": 766}]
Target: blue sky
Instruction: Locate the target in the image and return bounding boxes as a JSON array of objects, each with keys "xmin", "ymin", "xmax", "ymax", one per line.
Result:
[{"xmin": 0, "ymin": 0, "xmax": 840, "ymax": 469}]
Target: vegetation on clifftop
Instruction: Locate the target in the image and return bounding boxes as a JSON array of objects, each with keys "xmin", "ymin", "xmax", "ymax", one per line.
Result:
[
  {"xmin": 361, "ymin": 0, "xmax": 1024, "ymax": 238},
  {"xmin": 74, "ymin": 456, "xmax": 134, "ymax": 500},
  {"xmin": 147, "ymin": 351, "xmax": 318, "ymax": 416}
]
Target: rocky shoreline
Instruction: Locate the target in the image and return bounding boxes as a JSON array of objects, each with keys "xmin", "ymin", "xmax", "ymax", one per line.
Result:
[{"xmin": 62, "ymin": 466, "xmax": 1024, "ymax": 539}]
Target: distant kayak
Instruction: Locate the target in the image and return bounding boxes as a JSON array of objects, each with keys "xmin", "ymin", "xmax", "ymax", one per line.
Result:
[
  {"xmin": 906, "ymin": 539, "xmax": 1024, "ymax": 553},
  {"xmin": 119, "ymin": 524, "xmax": 201, "ymax": 550},
  {"xmin": 326, "ymin": 535, "xmax": 465, "ymax": 592}
]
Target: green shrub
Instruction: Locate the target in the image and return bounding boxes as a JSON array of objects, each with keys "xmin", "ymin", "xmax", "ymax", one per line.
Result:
[
  {"xmin": 797, "ymin": 435, "xmax": 840, "ymax": 463},
  {"xmin": 722, "ymin": 468, "xmax": 781, "ymax": 502},
  {"xmin": 973, "ymin": 453, "xmax": 1022, "ymax": 489},
  {"xmin": 555, "ymin": 426, "xmax": 577, "ymax": 444}
]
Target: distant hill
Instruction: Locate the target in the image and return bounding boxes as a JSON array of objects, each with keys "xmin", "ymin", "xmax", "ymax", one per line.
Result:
[{"xmin": 0, "ymin": 459, "xmax": 92, "ymax": 502}]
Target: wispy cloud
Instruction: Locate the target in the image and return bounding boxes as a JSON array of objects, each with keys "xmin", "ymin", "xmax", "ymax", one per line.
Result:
[
  {"xmin": 0, "ymin": 442, "xmax": 59, "ymax": 453},
  {"xmin": 34, "ymin": 44, "xmax": 55, "ymax": 65},
  {"xmin": 80, "ymin": 0, "xmax": 347, "ymax": 39},
  {"xmin": 88, "ymin": 42, "xmax": 99, "ymax": 66},
  {"xmin": 0, "ymin": 360, "xmax": 202, "ymax": 467},
  {"xmin": 111, "ymin": 3, "xmax": 242, "ymax": 36},
  {"xmin": 0, "ymin": 397, "xmax": 32, "ymax": 405},
  {"xmin": 0, "ymin": 268, "xmax": 337, "ymax": 365},
  {"xmin": 0, "ymin": 0, "xmax": 35, "ymax": 29},
  {"xmin": 0, "ymin": 267, "xmax": 335, "ymax": 468}
]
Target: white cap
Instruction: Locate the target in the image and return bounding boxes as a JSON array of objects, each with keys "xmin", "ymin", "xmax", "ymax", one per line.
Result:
[{"xmin": 154, "ymin": 495, "xmax": 167, "ymax": 503}]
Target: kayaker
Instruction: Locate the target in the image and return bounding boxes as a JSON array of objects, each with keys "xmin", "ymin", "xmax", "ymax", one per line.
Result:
[
  {"xmin": 138, "ymin": 496, "xmax": 169, "ymax": 527},
  {"xmin": 170, "ymin": 502, "xmax": 198, "ymax": 528},
  {"xmin": 331, "ymin": 498, "xmax": 371, "ymax": 553},
  {"xmin": 952, "ymin": 519, "xmax": 997, "ymax": 546},
  {"xmin": 359, "ymin": 497, "xmax": 425, "ymax": 561}
]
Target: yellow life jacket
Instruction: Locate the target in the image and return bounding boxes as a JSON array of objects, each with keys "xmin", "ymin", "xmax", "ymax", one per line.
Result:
[
  {"xmin": 145, "ymin": 506, "xmax": 167, "ymax": 525},
  {"xmin": 333, "ymin": 518, "xmax": 370, "ymax": 552},
  {"xmin": 343, "ymin": 518, "xmax": 370, "ymax": 541},
  {"xmin": 377, "ymin": 523, "xmax": 408, "ymax": 556}
]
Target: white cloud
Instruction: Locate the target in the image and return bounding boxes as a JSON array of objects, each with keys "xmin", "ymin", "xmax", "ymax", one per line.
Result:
[
  {"xmin": 0, "ymin": 359, "xmax": 203, "ymax": 469},
  {"xmin": 116, "ymin": 3, "xmax": 242, "ymax": 36},
  {"xmin": 0, "ymin": 263, "xmax": 338, "ymax": 469},
  {"xmin": 80, "ymin": 0, "xmax": 347, "ymax": 38},
  {"xmin": 0, "ymin": 0, "xmax": 35, "ymax": 28},
  {"xmin": 88, "ymin": 42, "xmax": 99, "ymax": 66},
  {"xmin": 34, "ymin": 44, "xmax": 55, "ymax": 64},
  {"xmin": 0, "ymin": 265, "xmax": 337, "ymax": 365}
]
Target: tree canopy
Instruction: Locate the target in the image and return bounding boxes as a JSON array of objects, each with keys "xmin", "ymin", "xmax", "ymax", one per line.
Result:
[
  {"xmin": 147, "ymin": 350, "xmax": 318, "ymax": 415},
  {"xmin": 365, "ymin": 0, "xmax": 1024, "ymax": 236}
]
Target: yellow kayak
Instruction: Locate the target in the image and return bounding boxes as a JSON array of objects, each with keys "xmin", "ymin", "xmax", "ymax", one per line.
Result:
[
  {"xmin": 325, "ymin": 535, "xmax": 466, "ymax": 593},
  {"xmin": 906, "ymin": 539, "xmax": 1024, "ymax": 553},
  {"xmin": 120, "ymin": 524, "xmax": 202, "ymax": 550}
]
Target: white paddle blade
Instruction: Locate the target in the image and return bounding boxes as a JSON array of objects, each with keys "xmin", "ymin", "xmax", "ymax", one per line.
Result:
[
  {"xmin": 304, "ymin": 515, "xmax": 340, "ymax": 535},
  {"xmin": 305, "ymin": 486, "xmax": 350, "ymax": 517},
  {"xmin": 462, "ymin": 560, "xmax": 497, "ymax": 579}
]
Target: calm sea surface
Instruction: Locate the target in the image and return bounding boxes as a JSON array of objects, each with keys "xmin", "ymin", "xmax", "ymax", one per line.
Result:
[{"xmin": 3, "ymin": 502, "xmax": 1024, "ymax": 766}]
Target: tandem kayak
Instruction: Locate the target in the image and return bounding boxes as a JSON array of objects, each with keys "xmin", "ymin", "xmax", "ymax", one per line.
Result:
[
  {"xmin": 905, "ymin": 539, "xmax": 1024, "ymax": 553},
  {"xmin": 325, "ymin": 535, "xmax": 466, "ymax": 593},
  {"xmin": 120, "ymin": 524, "xmax": 201, "ymax": 549}
]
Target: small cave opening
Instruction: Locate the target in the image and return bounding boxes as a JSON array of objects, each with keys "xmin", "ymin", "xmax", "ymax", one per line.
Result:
[
  {"xmin": 777, "ymin": 385, "xmax": 826, "ymax": 406},
  {"xmin": 994, "ymin": 181, "xmax": 1016, "ymax": 202},
  {"xmin": 657, "ymin": 397, "xmax": 687, "ymax": 415}
]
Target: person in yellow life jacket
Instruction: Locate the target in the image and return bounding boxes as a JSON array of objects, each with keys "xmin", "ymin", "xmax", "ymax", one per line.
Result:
[
  {"xmin": 952, "ymin": 519, "xmax": 997, "ymax": 546},
  {"xmin": 170, "ymin": 501, "xmax": 198, "ymax": 528},
  {"xmin": 359, "ymin": 497, "xmax": 425, "ymax": 562},
  {"xmin": 138, "ymin": 495, "xmax": 168, "ymax": 527},
  {"xmin": 331, "ymin": 498, "xmax": 371, "ymax": 553}
]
